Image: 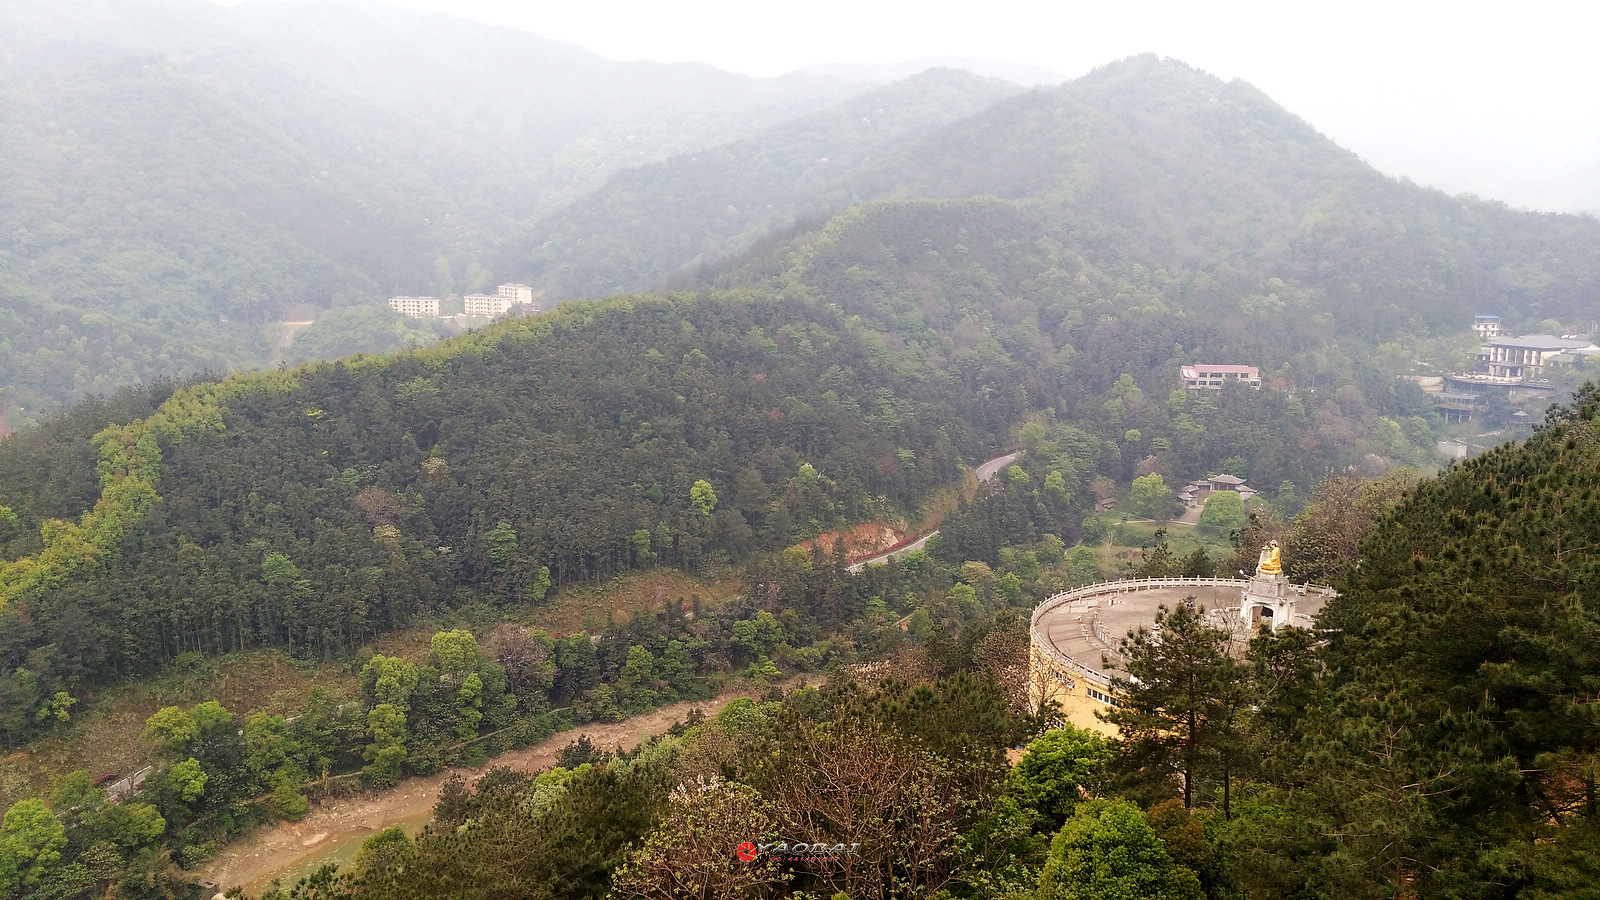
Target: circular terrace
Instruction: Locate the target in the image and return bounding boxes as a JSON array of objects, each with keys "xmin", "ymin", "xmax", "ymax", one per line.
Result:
[{"xmin": 1028, "ymin": 577, "xmax": 1335, "ymax": 734}]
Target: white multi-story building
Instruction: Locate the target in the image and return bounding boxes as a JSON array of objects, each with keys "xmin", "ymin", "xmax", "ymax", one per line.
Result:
[
  {"xmin": 388, "ymin": 296, "xmax": 440, "ymax": 318},
  {"xmin": 497, "ymin": 283, "xmax": 539, "ymax": 309},
  {"xmin": 464, "ymin": 293, "xmax": 517, "ymax": 317},
  {"xmin": 1180, "ymin": 364, "xmax": 1261, "ymax": 390},
  {"xmin": 1473, "ymin": 315, "xmax": 1502, "ymax": 338}
]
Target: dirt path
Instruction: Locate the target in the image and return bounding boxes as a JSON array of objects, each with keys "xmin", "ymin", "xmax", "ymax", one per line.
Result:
[{"xmin": 202, "ymin": 681, "xmax": 811, "ymax": 893}]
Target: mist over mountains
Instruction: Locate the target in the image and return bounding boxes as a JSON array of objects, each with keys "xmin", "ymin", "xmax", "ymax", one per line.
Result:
[
  {"xmin": 2, "ymin": 0, "xmax": 1597, "ymax": 434},
  {"xmin": 507, "ymin": 68, "xmax": 1026, "ymax": 301}
]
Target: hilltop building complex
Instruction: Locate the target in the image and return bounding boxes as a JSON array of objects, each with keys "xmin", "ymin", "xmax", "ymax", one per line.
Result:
[
  {"xmin": 390, "ymin": 284, "xmax": 542, "ymax": 320},
  {"xmin": 1475, "ymin": 334, "xmax": 1599, "ymax": 379},
  {"xmin": 1423, "ymin": 317, "xmax": 1597, "ymax": 423}
]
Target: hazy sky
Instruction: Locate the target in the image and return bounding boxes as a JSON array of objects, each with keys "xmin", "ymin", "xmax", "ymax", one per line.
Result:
[{"xmin": 383, "ymin": 0, "xmax": 1597, "ymax": 213}]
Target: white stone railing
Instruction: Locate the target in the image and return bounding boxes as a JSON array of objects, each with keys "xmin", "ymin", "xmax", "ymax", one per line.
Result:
[
  {"xmin": 1091, "ymin": 619, "xmax": 1125, "ymax": 665},
  {"xmin": 1027, "ymin": 577, "xmax": 1338, "ymax": 690}
]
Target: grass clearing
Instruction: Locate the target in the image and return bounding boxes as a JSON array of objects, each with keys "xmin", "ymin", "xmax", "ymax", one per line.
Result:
[
  {"xmin": 1079, "ymin": 509, "xmax": 1237, "ymax": 577},
  {"xmin": 517, "ymin": 568, "xmax": 742, "ymax": 636},
  {"xmin": 917, "ymin": 484, "xmax": 965, "ymax": 533}
]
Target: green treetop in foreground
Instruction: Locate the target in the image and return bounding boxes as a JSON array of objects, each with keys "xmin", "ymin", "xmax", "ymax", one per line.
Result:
[{"xmin": 1036, "ymin": 799, "xmax": 1204, "ymax": 900}]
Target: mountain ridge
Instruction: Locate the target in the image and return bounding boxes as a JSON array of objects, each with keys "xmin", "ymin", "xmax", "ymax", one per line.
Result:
[{"xmin": 694, "ymin": 55, "xmax": 1600, "ymax": 341}]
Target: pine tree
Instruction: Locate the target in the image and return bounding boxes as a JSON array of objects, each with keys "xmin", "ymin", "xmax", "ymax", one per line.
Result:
[
  {"xmin": 1103, "ymin": 602, "xmax": 1248, "ymax": 812},
  {"xmin": 1311, "ymin": 384, "xmax": 1600, "ymax": 895}
]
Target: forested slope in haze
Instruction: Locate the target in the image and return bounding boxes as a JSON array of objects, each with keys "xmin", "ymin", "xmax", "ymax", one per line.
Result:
[
  {"xmin": 0, "ymin": 293, "xmax": 1005, "ymax": 708},
  {"xmin": 509, "ymin": 68, "xmax": 1023, "ymax": 300},
  {"xmin": 0, "ymin": 0, "xmax": 865, "ymax": 426}
]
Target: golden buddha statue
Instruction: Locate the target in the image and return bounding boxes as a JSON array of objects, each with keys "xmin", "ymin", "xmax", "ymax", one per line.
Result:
[{"xmin": 1257, "ymin": 540, "xmax": 1282, "ymax": 575}]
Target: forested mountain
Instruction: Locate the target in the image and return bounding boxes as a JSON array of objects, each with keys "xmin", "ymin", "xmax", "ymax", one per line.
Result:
[
  {"xmin": 508, "ymin": 54, "xmax": 1599, "ymax": 342},
  {"xmin": 508, "ymin": 69, "xmax": 1023, "ymax": 300},
  {"xmin": 0, "ymin": 0, "xmax": 865, "ymax": 427},
  {"xmin": 707, "ymin": 55, "xmax": 1600, "ymax": 340},
  {"xmin": 0, "ymin": 255, "xmax": 1446, "ymax": 752},
  {"xmin": 9, "ymin": 22, "xmax": 1596, "ymax": 438},
  {"xmin": 229, "ymin": 386, "xmax": 1600, "ymax": 900}
]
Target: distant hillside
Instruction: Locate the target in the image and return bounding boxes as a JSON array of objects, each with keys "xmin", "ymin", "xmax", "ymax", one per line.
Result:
[
  {"xmin": 505, "ymin": 55, "xmax": 1600, "ymax": 340},
  {"xmin": 0, "ymin": 0, "xmax": 864, "ymax": 427},
  {"xmin": 507, "ymin": 68, "xmax": 1024, "ymax": 301},
  {"xmin": 710, "ymin": 55, "xmax": 1600, "ymax": 341}
]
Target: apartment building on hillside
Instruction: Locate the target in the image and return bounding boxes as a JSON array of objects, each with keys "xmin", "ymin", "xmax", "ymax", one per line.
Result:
[
  {"xmin": 497, "ymin": 283, "xmax": 539, "ymax": 307},
  {"xmin": 464, "ymin": 293, "xmax": 517, "ymax": 317},
  {"xmin": 388, "ymin": 296, "xmax": 440, "ymax": 318}
]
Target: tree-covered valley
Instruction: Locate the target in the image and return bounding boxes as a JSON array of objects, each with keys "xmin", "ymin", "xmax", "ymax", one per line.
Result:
[{"xmin": 2, "ymin": 5, "xmax": 1600, "ymax": 898}]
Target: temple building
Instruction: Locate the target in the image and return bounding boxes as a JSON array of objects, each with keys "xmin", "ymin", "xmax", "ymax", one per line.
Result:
[{"xmin": 1179, "ymin": 473, "xmax": 1256, "ymax": 508}]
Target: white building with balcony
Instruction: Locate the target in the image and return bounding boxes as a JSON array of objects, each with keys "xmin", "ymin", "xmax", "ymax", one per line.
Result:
[{"xmin": 464, "ymin": 293, "xmax": 517, "ymax": 317}]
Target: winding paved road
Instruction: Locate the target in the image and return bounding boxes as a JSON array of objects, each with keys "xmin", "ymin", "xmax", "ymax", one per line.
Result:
[{"xmin": 849, "ymin": 450, "xmax": 1020, "ymax": 572}]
